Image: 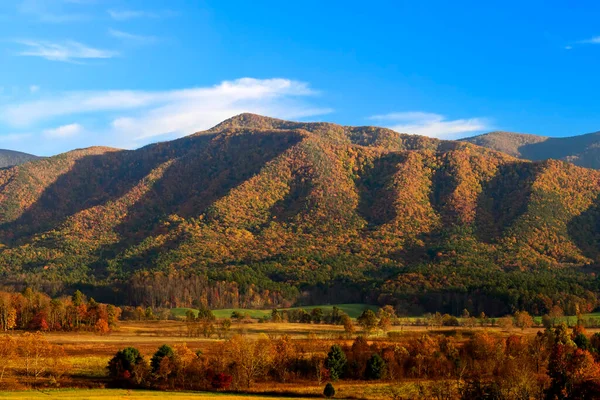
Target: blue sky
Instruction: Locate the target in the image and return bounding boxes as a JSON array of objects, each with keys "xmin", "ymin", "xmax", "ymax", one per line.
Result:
[{"xmin": 1, "ymin": 1, "xmax": 600, "ymax": 156}]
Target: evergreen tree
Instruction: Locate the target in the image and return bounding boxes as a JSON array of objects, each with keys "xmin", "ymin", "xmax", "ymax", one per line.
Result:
[
  {"xmin": 326, "ymin": 344, "xmax": 347, "ymax": 381},
  {"xmin": 108, "ymin": 347, "xmax": 147, "ymax": 383},
  {"xmin": 365, "ymin": 353, "xmax": 386, "ymax": 380},
  {"xmin": 151, "ymin": 344, "xmax": 175, "ymax": 373}
]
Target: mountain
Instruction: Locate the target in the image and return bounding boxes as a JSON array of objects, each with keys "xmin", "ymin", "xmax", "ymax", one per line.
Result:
[
  {"xmin": 0, "ymin": 149, "xmax": 39, "ymax": 168},
  {"xmin": 0, "ymin": 113, "xmax": 600, "ymax": 316},
  {"xmin": 461, "ymin": 130, "xmax": 600, "ymax": 169}
]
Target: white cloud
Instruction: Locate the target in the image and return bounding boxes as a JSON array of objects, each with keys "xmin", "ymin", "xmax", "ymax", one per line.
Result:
[
  {"xmin": 43, "ymin": 123, "xmax": 83, "ymax": 138},
  {"xmin": 108, "ymin": 29, "xmax": 157, "ymax": 44},
  {"xmin": 29, "ymin": 85, "xmax": 40, "ymax": 93},
  {"xmin": 579, "ymin": 36, "xmax": 600, "ymax": 44},
  {"xmin": 16, "ymin": 40, "xmax": 117, "ymax": 62},
  {"xmin": 0, "ymin": 78, "xmax": 331, "ymax": 150},
  {"xmin": 107, "ymin": 9, "xmax": 175, "ymax": 20},
  {"xmin": 370, "ymin": 111, "xmax": 490, "ymax": 140}
]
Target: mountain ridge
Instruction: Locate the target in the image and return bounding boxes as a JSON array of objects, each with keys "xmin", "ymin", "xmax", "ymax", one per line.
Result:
[
  {"xmin": 0, "ymin": 149, "xmax": 39, "ymax": 168},
  {"xmin": 461, "ymin": 129, "xmax": 600, "ymax": 169},
  {"xmin": 0, "ymin": 113, "xmax": 599, "ymax": 316}
]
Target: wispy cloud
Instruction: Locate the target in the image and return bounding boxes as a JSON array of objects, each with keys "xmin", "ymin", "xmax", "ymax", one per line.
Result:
[
  {"xmin": 108, "ymin": 29, "xmax": 157, "ymax": 44},
  {"xmin": 0, "ymin": 78, "xmax": 331, "ymax": 150},
  {"xmin": 565, "ymin": 36, "xmax": 600, "ymax": 50},
  {"xmin": 29, "ymin": 85, "xmax": 40, "ymax": 93},
  {"xmin": 579, "ymin": 36, "xmax": 600, "ymax": 45},
  {"xmin": 370, "ymin": 111, "xmax": 490, "ymax": 140},
  {"xmin": 107, "ymin": 9, "xmax": 176, "ymax": 21},
  {"xmin": 15, "ymin": 40, "xmax": 117, "ymax": 62},
  {"xmin": 18, "ymin": 0, "xmax": 89, "ymax": 23},
  {"xmin": 43, "ymin": 123, "xmax": 83, "ymax": 138}
]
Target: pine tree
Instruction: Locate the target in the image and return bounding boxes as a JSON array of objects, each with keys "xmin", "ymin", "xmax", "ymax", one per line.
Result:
[
  {"xmin": 326, "ymin": 344, "xmax": 346, "ymax": 381},
  {"xmin": 365, "ymin": 353, "xmax": 386, "ymax": 380}
]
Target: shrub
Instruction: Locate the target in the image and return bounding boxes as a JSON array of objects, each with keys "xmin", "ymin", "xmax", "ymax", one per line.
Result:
[
  {"xmin": 324, "ymin": 382, "xmax": 335, "ymax": 398},
  {"xmin": 211, "ymin": 372, "xmax": 233, "ymax": 390}
]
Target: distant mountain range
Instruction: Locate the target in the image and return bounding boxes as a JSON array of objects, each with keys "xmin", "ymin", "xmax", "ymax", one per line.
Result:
[
  {"xmin": 461, "ymin": 130, "xmax": 600, "ymax": 169},
  {"xmin": 0, "ymin": 149, "xmax": 39, "ymax": 168},
  {"xmin": 0, "ymin": 114, "xmax": 599, "ymax": 316}
]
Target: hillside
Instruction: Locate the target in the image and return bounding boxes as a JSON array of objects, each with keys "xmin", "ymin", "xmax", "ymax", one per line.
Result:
[
  {"xmin": 462, "ymin": 130, "xmax": 600, "ymax": 169},
  {"xmin": 0, "ymin": 149, "xmax": 39, "ymax": 168},
  {"xmin": 0, "ymin": 114, "xmax": 600, "ymax": 316}
]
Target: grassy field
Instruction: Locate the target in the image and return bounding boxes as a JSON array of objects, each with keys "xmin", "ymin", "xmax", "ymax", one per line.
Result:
[
  {"xmin": 2, "ymin": 318, "xmax": 598, "ymax": 400},
  {"xmin": 172, "ymin": 304, "xmax": 600, "ymax": 326},
  {"xmin": 0, "ymin": 381, "xmax": 422, "ymax": 399},
  {"xmin": 532, "ymin": 312, "xmax": 600, "ymax": 325},
  {"xmin": 0, "ymin": 389, "xmax": 317, "ymax": 399},
  {"xmin": 171, "ymin": 303, "xmax": 378, "ymax": 320}
]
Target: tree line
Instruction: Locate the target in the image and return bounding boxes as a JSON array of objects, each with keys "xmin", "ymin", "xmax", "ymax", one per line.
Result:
[
  {"xmin": 106, "ymin": 323, "xmax": 600, "ymax": 399},
  {"xmin": 0, "ymin": 288, "xmax": 120, "ymax": 333}
]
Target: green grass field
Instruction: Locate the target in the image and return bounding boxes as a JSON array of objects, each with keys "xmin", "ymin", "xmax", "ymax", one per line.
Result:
[
  {"xmin": 171, "ymin": 304, "xmax": 600, "ymax": 329},
  {"xmin": 171, "ymin": 303, "xmax": 378, "ymax": 320},
  {"xmin": 532, "ymin": 312, "xmax": 600, "ymax": 326},
  {"xmin": 0, "ymin": 389, "xmax": 316, "ymax": 400}
]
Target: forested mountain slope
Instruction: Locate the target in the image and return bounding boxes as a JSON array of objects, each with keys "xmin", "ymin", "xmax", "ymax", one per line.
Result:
[
  {"xmin": 1, "ymin": 113, "xmax": 600, "ymax": 316},
  {"xmin": 0, "ymin": 149, "xmax": 39, "ymax": 168},
  {"xmin": 462, "ymin": 130, "xmax": 600, "ymax": 169}
]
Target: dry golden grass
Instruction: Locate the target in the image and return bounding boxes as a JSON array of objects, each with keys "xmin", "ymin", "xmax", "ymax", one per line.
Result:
[
  {"xmin": 34, "ymin": 320, "xmax": 574, "ymax": 363},
  {"xmin": 1, "ymin": 321, "xmax": 579, "ymax": 399},
  {"xmin": 0, "ymin": 389, "xmax": 317, "ymax": 399}
]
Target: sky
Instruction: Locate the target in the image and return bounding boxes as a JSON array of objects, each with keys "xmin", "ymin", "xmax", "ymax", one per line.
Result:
[{"xmin": 1, "ymin": 1, "xmax": 600, "ymax": 156}]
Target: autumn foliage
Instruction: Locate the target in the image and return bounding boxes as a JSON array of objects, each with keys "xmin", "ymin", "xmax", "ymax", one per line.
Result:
[
  {"xmin": 95, "ymin": 322, "xmax": 600, "ymax": 399},
  {"xmin": 0, "ymin": 114, "xmax": 600, "ymax": 316}
]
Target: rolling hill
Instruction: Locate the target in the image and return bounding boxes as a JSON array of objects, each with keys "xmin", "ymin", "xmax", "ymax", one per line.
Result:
[
  {"xmin": 0, "ymin": 113, "xmax": 600, "ymax": 316},
  {"xmin": 462, "ymin": 130, "xmax": 600, "ymax": 169},
  {"xmin": 0, "ymin": 149, "xmax": 39, "ymax": 168}
]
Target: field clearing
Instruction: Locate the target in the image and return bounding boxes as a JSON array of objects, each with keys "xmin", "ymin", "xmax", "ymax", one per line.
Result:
[
  {"xmin": 1, "ymin": 319, "xmax": 596, "ymax": 399},
  {"xmin": 0, "ymin": 381, "xmax": 423, "ymax": 400},
  {"xmin": 34, "ymin": 319, "xmax": 595, "ymax": 366},
  {"xmin": 171, "ymin": 303, "xmax": 378, "ymax": 319},
  {"xmin": 0, "ymin": 389, "xmax": 317, "ymax": 399},
  {"xmin": 171, "ymin": 304, "xmax": 600, "ymax": 328},
  {"xmin": 21, "ymin": 320, "xmax": 564, "ymax": 386}
]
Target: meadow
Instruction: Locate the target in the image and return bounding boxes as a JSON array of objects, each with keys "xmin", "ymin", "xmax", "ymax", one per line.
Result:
[
  {"xmin": 2, "ymin": 302, "xmax": 600, "ymax": 399},
  {"xmin": 0, "ymin": 389, "xmax": 317, "ymax": 399},
  {"xmin": 171, "ymin": 304, "xmax": 379, "ymax": 320}
]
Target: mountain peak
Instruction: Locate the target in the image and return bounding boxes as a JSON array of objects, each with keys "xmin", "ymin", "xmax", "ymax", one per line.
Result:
[
  {"xmin": 461, "ymin": 131, "xmax": 549, "ymax": 158},
  {"xmin": 208, "ymin": 113, "xmax": 291, "ymax": 132}
]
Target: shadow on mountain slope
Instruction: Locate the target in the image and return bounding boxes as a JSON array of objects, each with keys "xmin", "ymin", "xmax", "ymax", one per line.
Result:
[
  {"xmin": 90, "ymin": 130, "xmax": 305, "ymax": 276},
  {"xmin": 567, "ymin": 192, "xmax": 600, "ymax": 263},
  {"xmin": 356, "ymin": 153, "xmax": 406, "ymax": 228},
  {"xmin": 0, "ymin": 138, "xmax": 200, "ymax": 243},
  {"xmin": 0, "ymin": 128, "xmax": 301, "ymax": 267},
  {"xmin": 517, "ymin": 132, "xmax": 600, "ymax": 161},
  {"xmin": 474, "ymin": 161, "xmax": 542, "ymax": 243}
]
